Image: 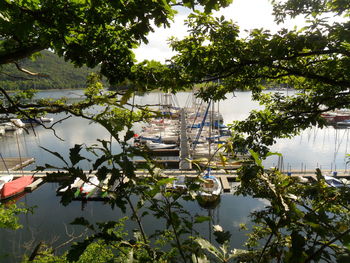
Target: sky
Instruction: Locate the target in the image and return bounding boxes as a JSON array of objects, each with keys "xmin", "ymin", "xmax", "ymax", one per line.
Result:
[{"xmin": 134, "ymin": 0, "xmax": 305, "ymax": 62}]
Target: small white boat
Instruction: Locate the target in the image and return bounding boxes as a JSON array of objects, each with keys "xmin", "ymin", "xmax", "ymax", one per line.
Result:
[
  {"xmin": 172, "ymin": 176, "xmax": 187, "ymax": 191},
  {"xmin": 146, "ymin": 141, "xmax": 177, "ymax": 150},
  {"xmin": 21, "ymin": 116, "xmax": 53, "ymax": 125},
  {"xmin": 323, "ymin": 175, "xmax": 347, "ymax": 188},
  {"xmin": 39, "ymin": 117, "xmax": 53, "ymax": 123},
  {"xmin": 336, "ymin": 120, "xmax": 350, "ymax": 126},
  {"xmin": 1, "ymin": 122, "xmax": 17, "ymax": 131},
  {"xmin": 198, "ymin": 170, "xmax": 222, "ymax": 205},
  {"xmin": 79, "ymin": 176, "xmax": 100, "ymax": 197},
  {"xmin": 58, "ymin": 177, "xmax": 81, "ymax": 193}
]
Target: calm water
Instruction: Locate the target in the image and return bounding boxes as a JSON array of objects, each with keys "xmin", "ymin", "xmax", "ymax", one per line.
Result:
[{"xmin": 0, "ymin": 90, "xmax": 349, "ymax": 262}]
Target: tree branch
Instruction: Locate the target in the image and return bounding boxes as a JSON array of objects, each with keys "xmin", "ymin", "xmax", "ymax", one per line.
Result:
[
  {"xmin": 304, "ymin": 228, "xmax": 350, "ymax": 263},
  {"xmin": 13, "ymin": 62, "xmax": 49, "ymax": 77},
  {"xmin": 0, "ymin": 45, "xmax": 47, "ymax": 65}
]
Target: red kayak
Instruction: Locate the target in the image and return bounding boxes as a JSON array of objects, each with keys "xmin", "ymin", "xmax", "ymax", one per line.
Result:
[{"xmin": 0, "ymin": 176, "xmax": 34, "ymax": 200}]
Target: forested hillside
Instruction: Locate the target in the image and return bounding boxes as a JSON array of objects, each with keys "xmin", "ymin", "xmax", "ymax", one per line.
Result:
[{"xmin": 0, "ymin": 50, "xmax": 97, "ymax": 90}]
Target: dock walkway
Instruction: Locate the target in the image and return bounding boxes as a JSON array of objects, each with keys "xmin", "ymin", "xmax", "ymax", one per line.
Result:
[
  {"xmin": 0, "ymin": 157, "xmax": 35, "ymax": 171},
  {"xmin": 3, "ymin": 169, "xmax": 350, "ymax": 194},
  {"xmin": 179, "ymin": 109, "xmax": 192, "ymax": 170}
]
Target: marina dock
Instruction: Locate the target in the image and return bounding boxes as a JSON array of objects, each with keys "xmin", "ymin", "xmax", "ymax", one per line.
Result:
[
  {"xmin": 2, "ymin": 169, "xmax": 350, "ymax": 195},
  {"xmin": 0, "ymin": 157, "xmax": 35, "ymax": 171},
  {"xmin": 2, "ymin": 98, "xmax": 350, "ymax": 201},
  {"xmin": 179, "ymin": 109, "xmax": 192, "ymax": 170}
]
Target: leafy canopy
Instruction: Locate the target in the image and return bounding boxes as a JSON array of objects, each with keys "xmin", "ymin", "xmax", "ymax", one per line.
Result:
[
  {"xmin": 2, "ymin": 0, "xmax": 350, "ymax": 263},
  {"xmin": 0, "ymin": 0, "xmax": 232, "ymax": 84}
]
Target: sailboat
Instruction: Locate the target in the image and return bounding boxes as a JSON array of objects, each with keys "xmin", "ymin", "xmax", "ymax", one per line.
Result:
[
  {"xmin": 0, "ymin": 174, "xmax": 14, "ymax": 190},
  {"xmin": 0, "ymin": 151, "xmax": 33, "ymax": 201},
  {"xmin": 197, "ymin": 169, "xmax": 222, "ymax": 207},
  {"xmin": 323, "ymin": 175, "xmax": 349, "ymax": 188},
  {"xmin": 77, "ymin": 176, "xmax": 100, "ymax": 198},
  {"xmin": 0, "ymin": 176, "xmax": 34, "ymax": 200}
]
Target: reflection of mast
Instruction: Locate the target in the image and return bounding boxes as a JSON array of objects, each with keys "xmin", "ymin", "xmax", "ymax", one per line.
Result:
[
  {"xmin": 208, "ymin": 208, "xmax": 212, "ymax": 243},
  {"xmin": 15, "ymin": 132, "xmax": 24, "ymax": 177},
  {"xmin": 81, "ymin": 199, "xmax": 87, "ymax": 211},
  {"xmin": 207, "ymin": 199, "xmax": 221, "ymax": 243}
]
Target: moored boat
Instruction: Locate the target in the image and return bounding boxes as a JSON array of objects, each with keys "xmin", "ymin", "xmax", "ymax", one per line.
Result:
[
  {"xmin": 0, "ymin": 174, "xmax": 14, "ymax": 190},
  {"xmin": 335, "ymin": 120, "xmax": 350, "ymax": 126},
  {"xmin": 323, "ymin": 175, "xmax": 349, "ymax": 188},
  {"xmin": 77, "ymin": 176, "xmax": 100, "ymax": 198},
  {"xmin": 1, "ymin": 122, "xmax": 17, "ymax": 131},
  {"xmin": 197, "ymin": 170, "xmax": 222, "ymax": 206},
  {"xmin": 0, "ymin": 176, "xmax": 34, "ymax": 200},
  {"xmin": 172, "ymin": 176, "xmax": 188, "ymax": 192},
  {"xmin": 146, "ymin": 141, "xmax": 177, "ymax": 150}
]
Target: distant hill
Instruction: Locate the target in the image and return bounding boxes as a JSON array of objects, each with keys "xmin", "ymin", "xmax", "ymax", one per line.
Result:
[{"xmin": 0, "ymin": 50, "xmax": 98, "ymax": 90}]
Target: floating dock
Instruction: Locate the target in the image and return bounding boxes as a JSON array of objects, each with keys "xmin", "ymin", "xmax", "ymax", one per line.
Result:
[
  {"xmin": 179, "ymin": 108, "xmax": 192, "ymax": 170},
  {"xmin": 2, "ymin": 169, "xmax": 350, "ymax": 195},
  {"xmin": 0, "ymin": 157, "xmax": 35, "ymax": 171}
]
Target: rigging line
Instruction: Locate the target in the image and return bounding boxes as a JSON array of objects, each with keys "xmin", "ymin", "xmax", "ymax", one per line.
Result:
[
  {"xmin": 173, "ymin": 94, "xmax": 180, "ymax": 108},
  {"xmin": 193, "ymin": 101, "xmax": 211, "ymax": 151},
  {"xmin": 299, "ymin": 129, "xmax": 303, "ymax": 145},
  {"xmin": 185, "ymin": 92, "xmax": 194, "ymax": 108},
  {"xmin": 15, "ymin": 132, "xmax": 24, "ymax": 176},
  {"xmin": 333, "ymin": 128, "xmax": 346, "ymax": 165},
  {"xmin": 184, "ymin": 94, "xmax": 189, "ymax": 109},
  {"xmin": 333, "ymin": 128, "xmax": 338, "ymax": 164},
  {"xmin": 307, "ymin": 127, "xmax": 312, "ymax": 143},
  {"xmin": 190, "ymin": 100, "xmax": 204, "ymax": 132},
  {"xmin": 0, "ymin": 152, "xmax": 10, "ymax": 174},
  {"xmin": 345, "ymin": 129, "xmax": 350, "ymax": 162},
  {"xmin": 327, "ymin": 127, "xmax": 330, "ymax": 142},
  {"xmin": 322, "ymin": 127, "xmax": 326, "ymax": 148},
  {"xmin": 22, "ymin": 129, "xmax": 30, "ymax": 157},
  {"xmin": 312, "ymin": 127, "xmax": 319, "ymax": 145},
  {"xmin": 335, "ymin": 128, "xmax": 347, "ymax": 156}
]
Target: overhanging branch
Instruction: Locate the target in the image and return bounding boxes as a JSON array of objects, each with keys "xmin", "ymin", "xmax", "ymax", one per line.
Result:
[{"xmin": 13, "ymin": 62, "xmax": 49, "ymax": 77}]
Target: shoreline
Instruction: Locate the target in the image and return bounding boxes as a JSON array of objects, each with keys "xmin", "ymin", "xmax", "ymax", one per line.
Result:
[{"xmin": 6, "ymin": 87, "xmax": 85, "ymax": 93}]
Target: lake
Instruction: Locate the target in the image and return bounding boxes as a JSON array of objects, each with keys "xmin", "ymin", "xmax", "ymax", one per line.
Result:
[{"xmin": 0, "ymin": 89, "xmax": 348, "ymax": 262}]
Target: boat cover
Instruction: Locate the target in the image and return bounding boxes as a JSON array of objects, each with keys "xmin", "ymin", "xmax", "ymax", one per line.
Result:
[{"xmin": 0, "ymin": 176, "xmax": 34, "ymax": 199}]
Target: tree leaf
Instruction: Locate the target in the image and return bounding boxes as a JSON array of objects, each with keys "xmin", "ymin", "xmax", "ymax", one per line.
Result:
[{"xmin": 69, "ymin": 144, "xmax": 85, "ymax": 166}]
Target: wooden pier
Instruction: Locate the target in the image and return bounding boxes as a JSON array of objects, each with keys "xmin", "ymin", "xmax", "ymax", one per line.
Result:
[
  {"xmin": 0, "ymin": 157, "xmax": 35, "ymax": 171},
  {"xmin": 3, "ymin": 166, "xmax": 350, "ymax": 199}
]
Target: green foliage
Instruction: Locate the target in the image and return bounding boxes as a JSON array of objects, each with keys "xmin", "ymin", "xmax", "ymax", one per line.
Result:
[
  {"xmin": 0, "ymin": 0, "xmax": 231, "ymax": 85},
  {"xmin": 21, "ymin": 241, "xmax": 115, "ymax": 263},
  {"xmin": 0, "ymin": 203, "xmax": 30, "ymax": 230},
  {"xmin": 232, "ymin": 152, "xmax": 350, "ymax": 262},
  {"xmin": 3, "ymin": 1, "xmax": 350, "ymax": 263},
  {"xmin": 165, "ymin": 1, "xmax": 350, "ymax": 152}
]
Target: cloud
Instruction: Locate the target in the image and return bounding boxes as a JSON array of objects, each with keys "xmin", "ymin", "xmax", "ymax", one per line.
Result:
[{"xmin": 134, "ymin": 13, "xmax": 188, "ymax": 63}]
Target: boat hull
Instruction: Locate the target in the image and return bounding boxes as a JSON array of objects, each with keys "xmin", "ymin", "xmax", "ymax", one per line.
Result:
[{"xmin": 0, "ymin": 176, "xmax": 34, "ymax": 200}]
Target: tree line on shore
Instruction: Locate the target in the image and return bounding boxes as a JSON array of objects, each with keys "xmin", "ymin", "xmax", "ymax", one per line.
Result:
[{"xmin": 0, "ymin": 50, "xmax": 96, "ymax": 90}]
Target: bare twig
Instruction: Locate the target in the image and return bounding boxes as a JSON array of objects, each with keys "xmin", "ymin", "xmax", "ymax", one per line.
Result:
[{"xmin": 54, "ymin": 224, "xmax": 90, "ymax": 250}]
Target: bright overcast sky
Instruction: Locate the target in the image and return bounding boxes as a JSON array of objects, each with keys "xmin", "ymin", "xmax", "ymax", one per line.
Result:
[{"xmin": 134, "ymin": 0, "xmax": 305, "ymax": 62}]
